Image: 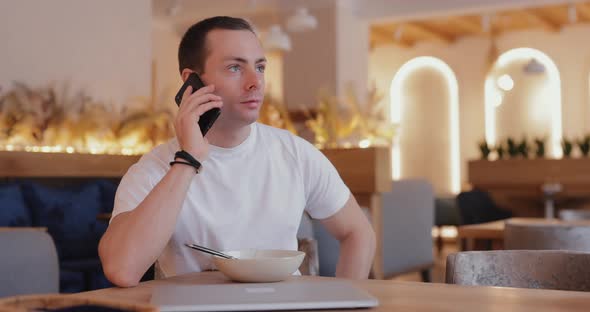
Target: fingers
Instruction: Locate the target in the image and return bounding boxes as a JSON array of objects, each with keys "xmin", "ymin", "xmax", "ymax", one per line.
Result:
[
  {"xmin": 179, "ymin": 90, "xmax": 222, "ymax": 115},
  {"xmin": 193, "ymin": 100, "xmax": 223, "ymax": 117},
  {"xmin": 190, "ymin": 84, "xmax": 215, "ymax": 99},
  {"xmin": 179, "ymin": 84, "xmax": 216, "ymax": 109},
  {"xmin": 181, "ymin": 85, "xmax": 193, "ymax": 104}
]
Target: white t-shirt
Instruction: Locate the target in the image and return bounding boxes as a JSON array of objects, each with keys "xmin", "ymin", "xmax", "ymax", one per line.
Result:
[{"xmin": 111, "ymin": 122, "xmax": 350, "ymax": 278}]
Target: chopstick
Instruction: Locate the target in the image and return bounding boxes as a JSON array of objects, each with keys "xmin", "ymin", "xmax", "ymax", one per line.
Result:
[{"xmin": 184, "ymin": 243, "xmax": 236, "ymax": 259}]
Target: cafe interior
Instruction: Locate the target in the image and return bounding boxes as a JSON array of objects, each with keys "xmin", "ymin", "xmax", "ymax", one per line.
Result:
[{"xmin": 2, "ymin": 0, "xmax": 590, "ymax": 311}]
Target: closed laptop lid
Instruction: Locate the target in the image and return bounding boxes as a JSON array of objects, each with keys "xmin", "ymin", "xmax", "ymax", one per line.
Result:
[{"xmin": 150, "ymin": 280, "xmax": 379, "ymax": 311}]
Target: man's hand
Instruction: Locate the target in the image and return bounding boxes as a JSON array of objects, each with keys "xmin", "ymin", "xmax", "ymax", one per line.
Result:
[{"xmin": 175, "ymin": 84, "xmax": 223, "ymax": 161}]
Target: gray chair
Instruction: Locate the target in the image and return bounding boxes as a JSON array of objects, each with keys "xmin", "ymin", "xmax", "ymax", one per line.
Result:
[
  {"xmin": 504, "ymin": 221, "xmax": 590, "ymax": 252},
  {"xmin": 312, "ymin": 179, "xmax": 434, "ymax": 281},
  {"xmin": 310, "ymin": 179, "xmax": 434, "ymax": 280},
  {"xmin": 380, "ymin": 179, "xmax": 434, "ymax": 281},
  {"xmin": 559, "ymin": 209, "xmax": 590, "ymax": 221},
  {"xmin": 296, "ymin": 213, "xmax": 319, "ymax": 276},
  {"xmin": 446, "ymin": 250, "xmax": 590, "ymax": 291},
  {"xmin": 0, "ymin": 228, "xmax": 59, "ymax": 297}
]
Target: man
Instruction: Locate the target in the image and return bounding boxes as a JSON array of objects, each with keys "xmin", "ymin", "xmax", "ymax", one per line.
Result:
[{"xmin": 99, "ymin": 16, "xmax": 375, "ymax": 287}]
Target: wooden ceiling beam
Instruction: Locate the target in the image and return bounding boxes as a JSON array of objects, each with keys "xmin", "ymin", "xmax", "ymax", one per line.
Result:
[
  {"xmin": 449, "ymin": 16, "xmax": 483, "ymax": 34},
  {"xmin": 370, "ymin": 26, "xmax": 411, "ymax": 48},
  {"xmin": 576, "ymin": 3, "xmax": 590, "ymax": 21},
  {"xmin": 404, "ymin": 23, "xmax": 453, "ymax": 43},
  {"xmin": 520, "ymin": 10, "xmax": 560, "ymax": 32}
]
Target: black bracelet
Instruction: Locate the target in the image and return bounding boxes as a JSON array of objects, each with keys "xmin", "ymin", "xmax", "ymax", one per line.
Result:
[
  {"xmin": 175, "ymin": 150, "xmax": 201, "ymax": 167},
  {"xmin": 169, "ymin": 161, "xmax": 200, "ymax": 174}
]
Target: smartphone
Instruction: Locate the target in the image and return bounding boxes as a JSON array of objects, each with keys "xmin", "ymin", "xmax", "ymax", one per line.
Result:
[{"xmin": 174, "ymin": 72, "xmax": 221, "ymax": 136}]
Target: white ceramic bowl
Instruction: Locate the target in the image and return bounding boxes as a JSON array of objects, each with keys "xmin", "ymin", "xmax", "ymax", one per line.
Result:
[{"xmin": 213, "ymin": 249, "xmax": 305, "ymax": 283}]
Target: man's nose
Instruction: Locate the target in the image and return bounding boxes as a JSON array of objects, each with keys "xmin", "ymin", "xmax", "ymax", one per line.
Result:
[{"xmin": 244, "ymin": 68, "xmax": 262, "ymax": 91}]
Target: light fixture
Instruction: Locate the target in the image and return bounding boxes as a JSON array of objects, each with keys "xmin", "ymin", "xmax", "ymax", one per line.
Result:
[
  {"xmin": 165, "ymin": 0, "xmax": 182, "ymax": 17},
  {"xmin": 523, "ymin": 58, "xmax": 546, "ymax": 74},
  {"xmin": 497, "ymin": 74, "xmax": 514, "ymax": 91},
  {"xmin": 262, "ymin": 25, "xmax": 291, "ymax": 52},
  {"xmin": 481, "ymin": 14, "xmax": 492, "ymax": 33},
  {"xmin": 492, "ymin": 92, "xmax": 504, "ymax": 107},
  {"xmin": 286, "ymin": 7, "xmax": 318, "ymax": 32},
  {"xmin": 394, "ymin": 25, "xmax": 404, "ymax": 41},
  {"xmin": 568, "ymin": 4, "xmax": 578, "ymax": 24}
]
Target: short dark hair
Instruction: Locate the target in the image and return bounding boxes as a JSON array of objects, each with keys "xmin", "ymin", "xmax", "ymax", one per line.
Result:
[{"xmin": 178, "ymin": 16, "xmax": 255, "ymax": 74}]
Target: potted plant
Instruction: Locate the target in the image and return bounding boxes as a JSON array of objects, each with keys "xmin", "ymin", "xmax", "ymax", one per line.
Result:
[
  {"xmin": 577, "ymin": 135, "xmax": 590, "ymax": 157},
  {"xmin": 517, "ymin": 137, "xmax": 529, "ymax": 158},
  {"xmin": 507, "ymin": 137, "xmax": 520, "ymax": 158},
  {"xmin": 478, "ymin": 140, "xmax": 492, "ymax": 160},
  {"xmin": 534, "ymin": 137, "xmax": 546, "ymax": 158},
  {"xmin": 562, "ymin": 138, "xmax": 574, "ymax": 158},
  {"xmin": 495, "ymin": 143, "xmax": 505, "ymax": 159}
]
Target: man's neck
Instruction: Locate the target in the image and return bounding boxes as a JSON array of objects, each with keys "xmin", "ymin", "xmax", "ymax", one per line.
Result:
[{"xmin": 205, "ymin": 122, "xmax": 252, "ymax": 148}]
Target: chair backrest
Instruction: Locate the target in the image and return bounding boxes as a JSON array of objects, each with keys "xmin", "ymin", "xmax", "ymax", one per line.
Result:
[
  {"xmin": 296, "ymin": 213, "xmax": 319, "ymax": 276},
  {"xmin": 456, "ymin": 189, "xmax": 511, "ymax": 225},
  {"xmin": 0, "ymin": 228, "xmax": 59, "ymax": 297},
  {"xmin": 310, "ymin": 179, "xmax": 435, "ymax": 278},
  {"xmin": 445, "ymin": 250, "xmax": 590, "ymax": 291},
  {"xmin": 380, "ymin": 179, "xmax": 434, "ymax": 278},
  {"xmin": 559, "ymin": 209, "xmax": 590, "ymax": 221},
  {"xmin": 504, "ymin": 221, "xmax": 590, "ymax": 252}
]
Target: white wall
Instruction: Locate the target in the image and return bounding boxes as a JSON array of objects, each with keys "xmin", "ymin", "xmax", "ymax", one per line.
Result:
[
  {"xmin": 0, "ymin": 0, "xmax": 152, "ymax": 107},
  {"xmin": 397, "ymin": 67, "xmax": 453, "ymax": 194},
  {"xmin": 370, "ymin": 24, "xmax": 590, "ymax": 193},
  {"xmin": 492, "ymin": 60, "xmax": 556, "ymax": 145},
  {"xmin": 152, "ymin": 17, "xmax": 182, "ymax": 113}
]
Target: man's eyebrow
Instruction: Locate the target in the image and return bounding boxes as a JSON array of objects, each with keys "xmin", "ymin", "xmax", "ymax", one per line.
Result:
[{"xmin": 223, "ymin": 57, "xmax": 267, "ymax": 63}]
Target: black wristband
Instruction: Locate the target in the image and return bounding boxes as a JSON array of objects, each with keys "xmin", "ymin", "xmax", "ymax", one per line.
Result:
[
  {"xmin": 169, "ymin": 160, "xmax": 200, "ymax": 174},
  {"xmin": 175, "ymin": 150, "xmax": 201, "ymax": 167}
]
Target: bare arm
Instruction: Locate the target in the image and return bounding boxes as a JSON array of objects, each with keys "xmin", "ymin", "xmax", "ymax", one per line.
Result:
[
  {"xmin": 99, "ymin": 84, "xmax": 223, "ymax": 287},
  {"xmin": 99, "ymin": 165, "xmax": 195, "ymax": 287},
  {"xmin": 319, "ymin": 194, "xmax": 376, "ymax": 279}
]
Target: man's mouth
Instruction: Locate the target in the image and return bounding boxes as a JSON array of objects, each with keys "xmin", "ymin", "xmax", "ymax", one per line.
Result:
[{"xmin": 240, "ymin": 99, "xmax": 262, "ymax": 108}]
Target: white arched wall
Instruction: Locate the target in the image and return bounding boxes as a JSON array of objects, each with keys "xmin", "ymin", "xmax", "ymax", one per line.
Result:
[
  {"xmin": 485, "ymin": 48, "xmax": 562, "ymax": 158},
  {"xmin": 390, "ymin": 56, "xmax": 460, "ymax": 194}
]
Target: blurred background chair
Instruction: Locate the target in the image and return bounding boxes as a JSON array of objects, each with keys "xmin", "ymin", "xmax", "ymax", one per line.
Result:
[
  {"xmin": 310, "ymin": 179, "xmax": 434, "ymax": 281},
  {"xmin": 379, "ymin": 179, "xmax": 434, "ymax": 281},
  {"xmin": 434, "ymin": 196, "xmax": 460, "ymax": 255},
  {"xmin": 504, "ymin": 221, "xmax": 590, "ymax": 252},
  {"xmin": 296, "ymin": 213, "xmax": 319, "ymax": 276},
  {"xmin": 446, "ymin": 250, "xmax": 590, "ymax": 291},
  {"xmin": 0, "ymin": 228, "xmax": 59, "ymax": 297},
  {"xmin": 559, "ymin": 209, "xmax": 590, "ymax": 221},
  {"xmin": 456, "ymin": 189, "xmax": 512, "ymax": 225}
]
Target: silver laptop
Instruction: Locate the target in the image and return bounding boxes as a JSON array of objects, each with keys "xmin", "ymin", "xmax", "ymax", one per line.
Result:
[{"xmin": 150, "ymin": 280, "xmax": 379, "ymax": 311}]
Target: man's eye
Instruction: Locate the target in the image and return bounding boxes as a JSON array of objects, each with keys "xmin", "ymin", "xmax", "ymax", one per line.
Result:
[
  {"xmin": 256, "ymin": 65, "xmax": 266, "ymax": 73},
  {"xmin": 228, "ymin": 65, "xmax": 240, "ymax": 72}
]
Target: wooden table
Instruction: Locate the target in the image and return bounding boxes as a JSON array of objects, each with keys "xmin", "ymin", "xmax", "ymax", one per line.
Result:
[
  {"xmin": 457, "ymin": 219, "xmax": 506, "ymax": 251},
  {"xmin": 77, "ymin": 271, "xmax": 590, "ymax": 311},
  {"xmin": 457, "ymin": 217, "xmax": 590, "ymax": 251},
  {"xmin": 468, "ymin": 159, "xmax": 590, "ymax": 217}
]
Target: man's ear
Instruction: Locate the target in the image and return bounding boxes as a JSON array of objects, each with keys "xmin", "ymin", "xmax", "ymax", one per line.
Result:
[{"xmin": 180, "ymin": 68, "xmax": 194, "ymax": 82}]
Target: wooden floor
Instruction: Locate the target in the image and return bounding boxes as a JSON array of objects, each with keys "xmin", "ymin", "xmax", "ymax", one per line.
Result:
[{"xmin": 390, "ymin": 240, "xmax": 458, "ymax": 283}]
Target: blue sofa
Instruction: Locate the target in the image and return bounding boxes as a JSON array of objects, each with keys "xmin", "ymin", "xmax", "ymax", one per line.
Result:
[{"xmin": 0, "ymin": 179, "xmax": 118, "ymax": 293}]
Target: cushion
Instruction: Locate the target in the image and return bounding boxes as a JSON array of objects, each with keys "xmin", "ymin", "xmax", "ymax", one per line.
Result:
[
  {"xmin": 21, "ymin": 182, "xmax": 107, "ymax": 260},
  {"xmin": 0, "ymin": 183, "xmax": 32, "ymax": 227},
  {"xmin": 95, "ymin": 179, "xmax": 118, "ymax": 213}
]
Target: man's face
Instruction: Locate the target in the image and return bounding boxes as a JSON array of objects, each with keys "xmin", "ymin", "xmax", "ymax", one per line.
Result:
[{"xmin": 200, "ymin": 29, "xmax": 266, "ymax": 129}]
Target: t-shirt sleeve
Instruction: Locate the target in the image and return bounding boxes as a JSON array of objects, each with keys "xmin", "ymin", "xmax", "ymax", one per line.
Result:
[
  {"xmin": 110, "ymin": 156, "xmax": 163, "ymax": 222},
  {"xmin": 297, "ymin": 137, "xmax": 351, "ymax": 220}
]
